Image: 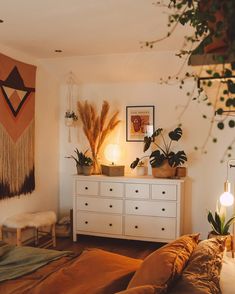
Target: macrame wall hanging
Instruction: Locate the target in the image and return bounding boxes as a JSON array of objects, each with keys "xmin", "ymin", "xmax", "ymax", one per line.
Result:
[
  {"xmin": 0, "ymin": 53, "xmax": 36, "ymax": 199},
  {"xmin": 65, "ymin": 72, "xmax": 78, "ymax": 142}
]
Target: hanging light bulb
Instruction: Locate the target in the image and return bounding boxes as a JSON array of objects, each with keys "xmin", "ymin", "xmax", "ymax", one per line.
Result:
[{"xmin": 220, "ymin": 180, "xmax": 234, "ymax": 207}]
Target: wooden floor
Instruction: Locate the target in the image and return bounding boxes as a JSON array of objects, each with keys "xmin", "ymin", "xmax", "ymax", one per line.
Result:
[{"xmin": 54, "ymin": 234, "xmax": 165, "ymax": 259}]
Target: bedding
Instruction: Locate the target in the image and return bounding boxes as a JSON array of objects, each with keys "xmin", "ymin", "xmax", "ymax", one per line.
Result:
[{"xmin": 0, "ymin": 235, "xmax": 231, "ymax": 294}]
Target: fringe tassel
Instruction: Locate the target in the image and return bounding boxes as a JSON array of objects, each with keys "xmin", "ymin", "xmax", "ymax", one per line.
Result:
[{"xmin": 0, "ymin": 121, "xmax": 35, "ymax": 199}]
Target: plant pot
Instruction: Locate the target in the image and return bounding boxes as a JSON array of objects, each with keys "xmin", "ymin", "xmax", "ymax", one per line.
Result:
[
  {"xmin": 65, "ymin": 117, "xmax": 74, "ymax": 127},
  {"xmin": 152, "ymin": 161, "xmax": 176, "ymax": 178},
  {"xmin": 208, "ymin": 231, "xmax": 232, "ymax": 251},
  {"xmin": 82, "ymin": 166, "xmax": 93, "ymax": 176},
  {"xmin": 136, "ymin": 166, "xmax": 146, "ymax": 176},
  {"xmin": 76, "ymin": 164, "xmax": 83, "ymax": 175}
]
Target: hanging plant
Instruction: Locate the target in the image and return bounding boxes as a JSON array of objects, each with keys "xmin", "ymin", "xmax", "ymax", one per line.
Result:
[
  {"xmin": 144, "ymin": 0, "xmax": 235, "ymax": 161},
  {"xmin": 65, "ymin": 110, "xmax": 78, "ymax": 126}
]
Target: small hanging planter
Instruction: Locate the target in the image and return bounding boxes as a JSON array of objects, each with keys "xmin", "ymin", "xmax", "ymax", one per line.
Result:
[{"xmin": 65, "ymin": 111, "xmax": 78, "ymax": 126}]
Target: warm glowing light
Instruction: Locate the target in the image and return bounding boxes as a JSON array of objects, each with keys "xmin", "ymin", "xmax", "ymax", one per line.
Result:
[
  {"xmin": 104, "ymin": 144, "xmax": 121, "ymax": 164},
  {"xmin": 220, "ymin": 192, "xmax": 234, "ymax": 207}
]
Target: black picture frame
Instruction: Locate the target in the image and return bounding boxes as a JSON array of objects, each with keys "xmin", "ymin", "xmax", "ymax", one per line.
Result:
[{"xmin": 126, "ymin": 105, "xmax": 155, "ymax": 142}]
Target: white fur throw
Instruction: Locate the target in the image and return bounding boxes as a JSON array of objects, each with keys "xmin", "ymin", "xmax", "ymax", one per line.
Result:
[{"xmin": 3, "ymin": 211, "xmax": 57, "ymax": 229}]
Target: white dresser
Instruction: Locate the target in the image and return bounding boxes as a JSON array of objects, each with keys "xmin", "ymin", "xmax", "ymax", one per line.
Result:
[{"xmin": 73, "ymin": 175, "xmax": 184, "ymax": 243}]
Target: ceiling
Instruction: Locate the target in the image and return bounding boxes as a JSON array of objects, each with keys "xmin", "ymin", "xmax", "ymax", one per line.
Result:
[{"xmin": 0, "ymin": 0, "xmax": 189, "ymax": 59}]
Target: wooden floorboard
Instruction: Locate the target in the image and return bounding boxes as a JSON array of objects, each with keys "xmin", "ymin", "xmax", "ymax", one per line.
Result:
[{"xmin": 55, "ymin": 234, "xmax": 165, "ymax": 259}]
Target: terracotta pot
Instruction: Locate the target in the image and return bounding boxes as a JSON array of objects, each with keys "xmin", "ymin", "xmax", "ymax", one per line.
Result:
[
  {"xmin": 82, "ymin": 166, "xmax": 93, "ymax": 176},
  {"xmin": 208, "ymin": 232, "xmax": 232, "ymax": 251},
  {"xmin": 152, "ymin": 161, "xmax": 176, "ymax": 178}
]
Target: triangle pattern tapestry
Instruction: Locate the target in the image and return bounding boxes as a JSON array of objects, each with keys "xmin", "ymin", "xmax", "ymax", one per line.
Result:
[{"xmin": 0, "ymin": 53, "xmax": 36, "ymax": 199}]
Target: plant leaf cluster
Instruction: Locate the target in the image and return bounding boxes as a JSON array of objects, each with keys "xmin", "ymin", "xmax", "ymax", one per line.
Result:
[
  {"xmin": 130, "ymin": 127, "xmax": 187, "ymax": 169},
  {"xmin": 207, "ymin": 210, "xmax": 235, "ymax": 235},
  {"xmin": 66, "ymin": 148, "xmax": 93, "ymax": 167}
]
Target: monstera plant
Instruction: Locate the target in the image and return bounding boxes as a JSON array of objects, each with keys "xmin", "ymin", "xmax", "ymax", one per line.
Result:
[{"xmin": 130, "ymin": 127, "xmax": 187, "ymax": 178}]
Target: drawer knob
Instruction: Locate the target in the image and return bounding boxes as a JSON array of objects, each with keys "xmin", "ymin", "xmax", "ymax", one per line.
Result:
[
  {"xmin": 85, "ymin": 203, "xmax": 88, "ymax": 206},
  {"xmin": 85, "ymin": 221, "xmax": 88, "ymax": 224},
  {"xmin": 109, "ymin": 223, "xmax": 113, "ymax": 227},
  {"xmin": 109, "ymin": 188, "xmax": 113, "ymax": 192},
  {"xmin": 135, "ymin": 206, "xmax": 139, "ymax": 210},
  {"xmin": 162, "ymin": 191, "xmax": 166, "ymax": 194},
  {"xmin": 135, "ymin": 225, "xmax": 138, "ymax": 229},
  {"xmin": 109, "ymin": 205, "xmax": 113, "ymax": 208},
  {"xmin": 162, "ymin": 208, "xmax": 165, "ymax": 211},
  {"xmin": 161, "ymin": 227, "xmax": 165, "ymax": 231},
  {"xmin": 85, "ymin": 187, "xmax": 88, "ymax": 190},
  {"xmin": 135, "ymin": 190, "xmax": 139, "ymax": 193}
]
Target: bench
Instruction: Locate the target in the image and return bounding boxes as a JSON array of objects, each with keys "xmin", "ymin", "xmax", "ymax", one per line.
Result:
[{"xmin": 0, "ymin": 211, "xmax": 57, "ymax": 248}]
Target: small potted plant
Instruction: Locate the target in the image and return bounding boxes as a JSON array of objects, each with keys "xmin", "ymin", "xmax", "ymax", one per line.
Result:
[
  {"xmin": 207, "ymin": 206, "xmax": 235, "ymax": 251},
  {"xmin": 66, "ymin": 148, "xmax": 87, "ymax": 174},
  {"xmin": 130, "ymin": 127, "xmax": 187, "ymax": 178},
  {"xmin": 82, "ymin": 156, "xmax": 93, "ymax": 176},
  {"xmin": 135, "ymin": 160, "xmax": 146, "ymax": 176},
  {"xmin": 65, "ymin": 110, "xmax": 78, "ymax": 126}
]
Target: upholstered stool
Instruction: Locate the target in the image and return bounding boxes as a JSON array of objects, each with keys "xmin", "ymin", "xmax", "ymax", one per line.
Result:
[{"xmin": 0, "ymin": 211, "xmax": 57, "ymax": 248}]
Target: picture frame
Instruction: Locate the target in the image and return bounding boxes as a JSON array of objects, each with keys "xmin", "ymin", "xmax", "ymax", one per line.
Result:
[{"xmin": 126, "ymin": 105, "xmax": 155, "ymax": 142}]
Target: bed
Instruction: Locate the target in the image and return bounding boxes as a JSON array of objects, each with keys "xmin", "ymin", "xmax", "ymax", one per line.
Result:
[{"xmin": 0, "ymin": 234, "xmax": 234, "ymax": 294}]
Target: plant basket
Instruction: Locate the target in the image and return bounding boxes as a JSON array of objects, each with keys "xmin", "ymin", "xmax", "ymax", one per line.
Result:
[{"xmin": 152, "ymin": 161, "xmax": 176, "ymax": 178}]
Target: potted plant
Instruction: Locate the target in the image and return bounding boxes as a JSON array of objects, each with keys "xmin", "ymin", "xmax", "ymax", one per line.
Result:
[
  {"xmin": 82, "ymin": 156, "xmax": 93, "ymax": 176},
  {"xmin": 207, "ymin": 206, "xmax": 235, "ymax": 250},
  {"xmin": 135, "ymin": 160, "xmax": 146, "ymax": 176},
  {"xmin": 65, "ymin": 110, "xmax": 78, "ymax": 126},
  {"xmin": 66, "ymin": 148, "xmax": 88, "ymax": 174},
  {"xmin": 130, "ymin": 127, "xmax": 187, "ymax": 178}
]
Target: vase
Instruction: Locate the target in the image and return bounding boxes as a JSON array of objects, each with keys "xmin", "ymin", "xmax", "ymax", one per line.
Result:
[
  {"xmin": 82, "ymin": 166, "xmax": 93, "ymax": 176},
  {"xmin": 152, "ymin": 161, "xmax": 176, "ymax": 178},
  {"xmin": 92, "ymin": 156, "xmax": 101, "ymax": 175},
  {"xmin": 136, "ymin": 166, "xmax": 146, "ymax": 176}
]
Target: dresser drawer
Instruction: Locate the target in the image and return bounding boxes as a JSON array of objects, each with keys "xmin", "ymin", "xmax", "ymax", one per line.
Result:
[
  {"xmin": 77, "ymin": 197, "xmax": 123, "ymax": 214},
  {"xmin": 100, "ymin": 182, "xmax": 124, "ymax": 198},
  {"xmin": 77, "ymin": 212, "xmax": 122, "ymax": 235},
  {"xmin": 151, "ymin": 184, "xmax": 177, "ymax": 200},
  {"xmin": 125, "ymin": 183, "xmax": 149, "ymax": 199},
  {"xmin": 125, "ymin": 215, "xmax": 176, "ymax": 240},
  {"xmin": 76, "ymin": 180, "xmax": 99, "ymax": 196},
  {"xmin": 125, "ymin": 200, "xmax": 176, "ymax": 217}
]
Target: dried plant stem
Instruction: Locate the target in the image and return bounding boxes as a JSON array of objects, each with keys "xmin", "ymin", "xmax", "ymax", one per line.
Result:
[{"xmin": 77, "ymin": 100, "xmax": 120, "ymax": 174}]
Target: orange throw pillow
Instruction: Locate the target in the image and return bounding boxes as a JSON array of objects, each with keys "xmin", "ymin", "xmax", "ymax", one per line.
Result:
[
  {"xmin": 116, "ymin": 284, "xmax": 165, "ymax": 294},
  {"xmin": 127, "ymin": 234, "xmax": 199, "ymax": 291}
]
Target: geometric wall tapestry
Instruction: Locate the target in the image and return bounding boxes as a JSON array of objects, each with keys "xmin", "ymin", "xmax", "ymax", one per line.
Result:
[{"xmin": 0, "ymin": 52, "xmax": 36, "ymax": 199}]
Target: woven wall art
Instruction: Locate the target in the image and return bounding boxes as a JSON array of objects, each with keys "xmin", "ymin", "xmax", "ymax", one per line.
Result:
[{"xmin": 0, "ymin": 53, "xmax": 36, "ymax": 199}]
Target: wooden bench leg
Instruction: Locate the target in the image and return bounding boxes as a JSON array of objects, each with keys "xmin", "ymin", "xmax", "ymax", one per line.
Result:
[
  {"xmin": 16, "ymin": 228, "xmax": 22, "ymax": 246},
  {"xmin": 52, "ymin": 224, "xmax": 56, "ymax": 247}
]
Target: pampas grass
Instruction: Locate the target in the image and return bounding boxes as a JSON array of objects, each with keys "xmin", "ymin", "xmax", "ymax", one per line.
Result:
[{"xmin": 77, "ymin": 100, "xmax": 120, "ymax": 174}]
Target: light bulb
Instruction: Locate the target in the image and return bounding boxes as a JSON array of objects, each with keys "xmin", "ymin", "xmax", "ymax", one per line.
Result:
[
  {"xmin": 104, "ymin": 144, "xmax": 121, "ymax": 165},
  {"xmin": 220, "ymin": 191, "xmax": 234, "ymax": 207}
]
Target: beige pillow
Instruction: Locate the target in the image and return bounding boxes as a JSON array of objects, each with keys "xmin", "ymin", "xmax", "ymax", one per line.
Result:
[
  {"xmin": 168, "ymin": 238, "xmax": 225, "ymax": 294},
  {"xmin": 128, "ymin": 234, "xmax": 199, "ymax": 290}
]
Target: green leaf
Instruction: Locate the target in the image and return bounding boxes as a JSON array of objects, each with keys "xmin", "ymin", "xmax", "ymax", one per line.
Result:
[
  {"xmin": 168, "ymin": 127, "xmax": 183, "ymax": 141},
  {"xmin": 168, "ymin": 151, "xmax": 187, "ymax": 167},
  {"xmin": 130, "ymin": 158, "xmax": 140, "ymax": 169},
  {"xmin": 143, "ymin": 136, "xmax": 152, "ymax": 152},
  {"xmin": 223, "ymin": 216, "xmax": 235, "ymax": 234},
  {"xmin": 151, "ymin": 128, "xmax": 163, "ymax": 139},
  {"xmin": 149, "ymin": 150, "xmax": 165, "ymax": 167}
]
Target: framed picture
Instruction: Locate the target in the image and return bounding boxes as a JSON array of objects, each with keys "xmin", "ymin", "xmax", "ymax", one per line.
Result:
[{"xmin": 126, "ymin": 105, "xmax": 155, "ymax": 142}]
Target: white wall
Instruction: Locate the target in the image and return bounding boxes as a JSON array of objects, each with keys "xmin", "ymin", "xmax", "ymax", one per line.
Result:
[
  {"xmin": 50, "ymin": 52, "xmax": 235, "ymax": 239},
  {"xmin": 0, "ymin": 45, "xmax": 60, "ymax": 223}
]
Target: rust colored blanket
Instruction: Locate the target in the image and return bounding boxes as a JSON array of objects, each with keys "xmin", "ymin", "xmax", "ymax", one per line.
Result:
[
  {"xmin": 0, "ymin": 52, "xmax": 36, "ymax": 199},
  {"xmin": 0, "ymin": 248, "xmax": 142, "ymax": 294}
]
